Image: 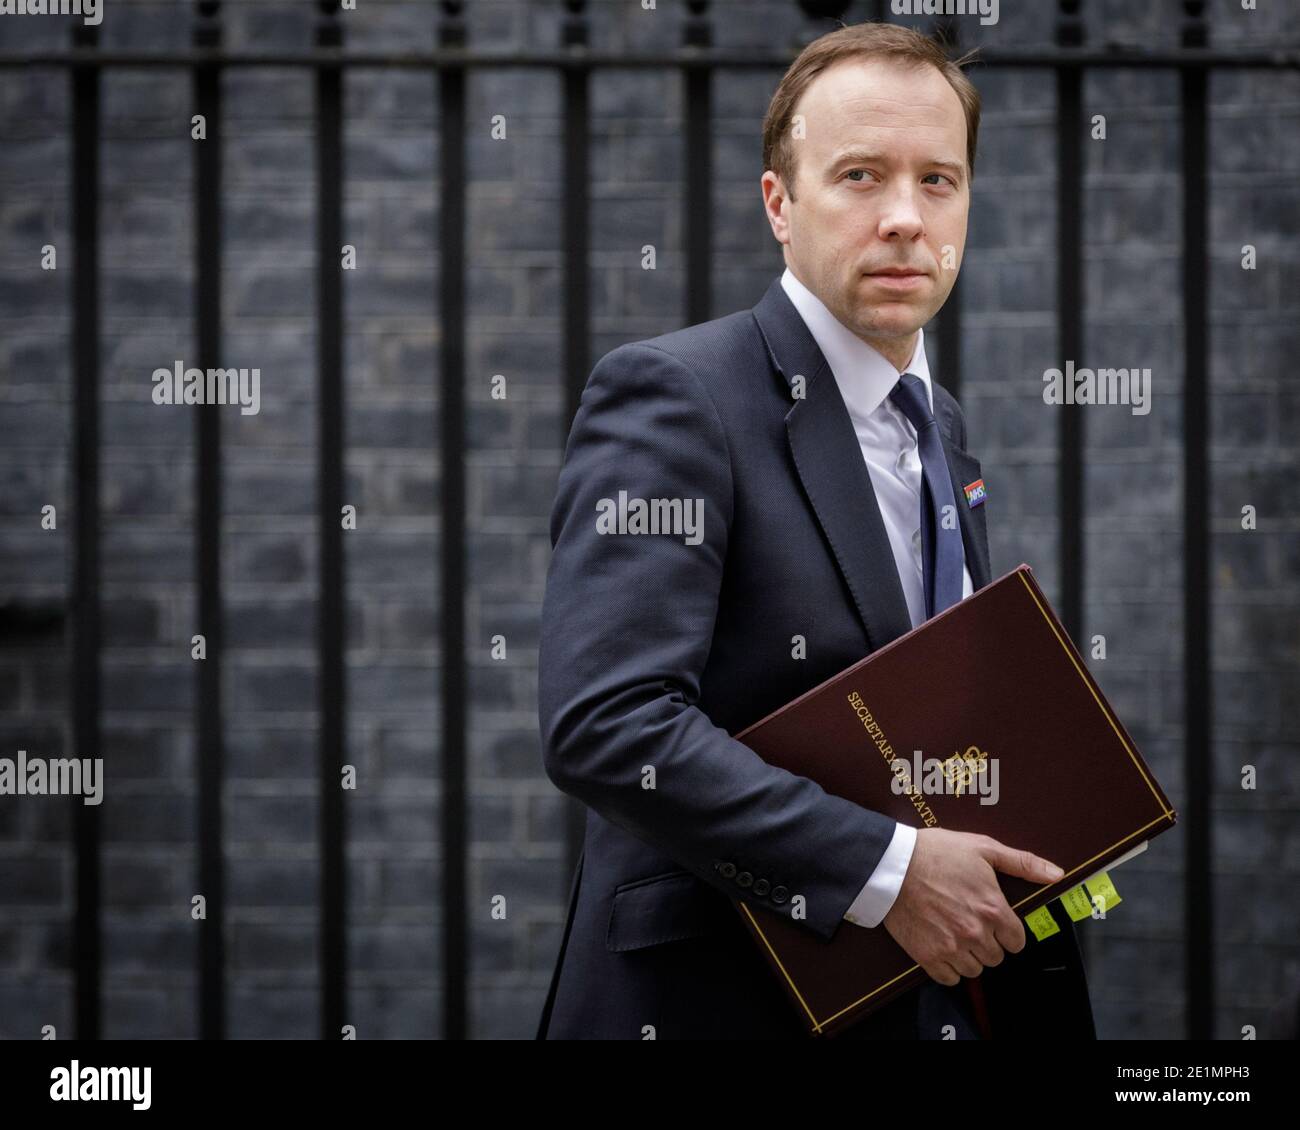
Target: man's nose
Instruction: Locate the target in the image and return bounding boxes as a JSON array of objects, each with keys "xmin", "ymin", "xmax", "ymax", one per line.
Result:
[{"xmin": 876, "ymin": 185, "xmax": 925, "ymax": 241}]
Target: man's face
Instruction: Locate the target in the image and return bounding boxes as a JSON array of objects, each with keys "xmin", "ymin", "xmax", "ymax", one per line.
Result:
[{"xmin": 762, "ymin": 57, "xmax": 970, "ymax": 363}]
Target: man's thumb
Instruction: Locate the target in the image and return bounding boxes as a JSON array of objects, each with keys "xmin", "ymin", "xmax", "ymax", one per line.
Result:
[{"xmin": 982, "ymin": 837, "xmax": 1065, "ymax": 883}]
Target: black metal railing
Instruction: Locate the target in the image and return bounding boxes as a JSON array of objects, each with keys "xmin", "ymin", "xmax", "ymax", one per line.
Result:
[{"xmin": 1, "ymin": 0, "xmax": 1295, "ymax": 1041}]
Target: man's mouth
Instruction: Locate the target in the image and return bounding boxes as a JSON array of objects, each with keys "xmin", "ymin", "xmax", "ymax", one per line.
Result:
[{"xmin": 866, "ymin": 268, "xmax": 928, "ymax": 289}]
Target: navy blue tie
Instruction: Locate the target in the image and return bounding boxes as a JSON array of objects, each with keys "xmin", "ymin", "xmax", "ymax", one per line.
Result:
[
  {"xmin": 887, "ymin": 373, "xmax": 964, "ymax": 620},
  {"xmin": 890, "ymin": 374, "xmax": 991, "ymax": 1038}
]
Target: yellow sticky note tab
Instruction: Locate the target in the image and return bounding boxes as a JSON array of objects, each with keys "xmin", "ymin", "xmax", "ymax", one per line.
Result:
[
  {"xmin": 1059, "ymin": 884, "xmax": 1094, "ymax": 922},
  {"xmin": 1025, "ymin": 905, "xmax": 1060, "ymax": 941},
  {"xmin": 1083, "ymin": 871, "xmax": 1121, "ymax": 916}
]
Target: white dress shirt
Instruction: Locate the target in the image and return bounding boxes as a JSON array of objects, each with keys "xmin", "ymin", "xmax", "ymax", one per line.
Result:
[{"xmin": 779, "ymin": 266, "xmax": 975, "ymax": 929}]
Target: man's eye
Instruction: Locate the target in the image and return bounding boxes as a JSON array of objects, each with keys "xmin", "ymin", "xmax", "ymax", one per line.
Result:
[
  {"xmin": 923, "ymin": 174, "xmax": 954, "ymax": 187},
  {"xmin": 846, "ymin": 169, "xmax": 869, "ymax": 182}
]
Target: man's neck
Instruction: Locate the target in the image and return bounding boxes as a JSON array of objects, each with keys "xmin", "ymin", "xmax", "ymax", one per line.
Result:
[
  {"xmin": 783, "ymin": 262, "xmax": 918, "ymax": 373},
  {"xmin": 861, "ymin": 331, "xmax": 917, "ymax": 374}
]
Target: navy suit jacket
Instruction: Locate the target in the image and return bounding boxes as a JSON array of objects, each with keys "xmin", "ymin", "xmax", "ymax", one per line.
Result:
[{"xmin": 536, "ymin": 276, "xmax": 1096, "ymax": 1040}]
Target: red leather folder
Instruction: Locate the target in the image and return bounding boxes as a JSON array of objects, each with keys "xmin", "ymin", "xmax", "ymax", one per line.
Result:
[{"xmin": 729, "ymin": 564, "xmax": 1177, "ymax": 1038}]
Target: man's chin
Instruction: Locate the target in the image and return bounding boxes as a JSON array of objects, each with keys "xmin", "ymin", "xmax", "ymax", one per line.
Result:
[{"xmin": 851, "ymin": 305, "xmax": 925, "ymax": 341}]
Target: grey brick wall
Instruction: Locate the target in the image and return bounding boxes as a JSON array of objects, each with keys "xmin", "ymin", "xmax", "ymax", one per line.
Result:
[{"xmin": 0, "ymin": 0, "xmax": 1296, "ymax": 1041}]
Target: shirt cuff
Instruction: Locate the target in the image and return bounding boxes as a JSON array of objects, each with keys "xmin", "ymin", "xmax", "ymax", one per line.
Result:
[{"xmin": 843, "ymin": 821, "xmax": 917, "ymax": 928}]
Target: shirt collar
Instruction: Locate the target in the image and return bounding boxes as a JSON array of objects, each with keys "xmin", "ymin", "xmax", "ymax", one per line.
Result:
[{"xmin": 780, "ymin": 265, "xmax": 933, "ymax": 421}]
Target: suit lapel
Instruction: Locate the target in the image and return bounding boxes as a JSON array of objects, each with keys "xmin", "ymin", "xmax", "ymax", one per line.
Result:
[
  {"xmin": 752, "ymin": 276, "xmax": 992, "ymax": 656},
  {"xmin": 784, "ymin": 353, "xmax": 914, "ymax": 653},
  {"xmin": 939, "ymin": 437, "xmax": 992, "ymax": 591},
  {"xmin": 754, "ymin": 278, "xmax": 912, "ymax": 653}
]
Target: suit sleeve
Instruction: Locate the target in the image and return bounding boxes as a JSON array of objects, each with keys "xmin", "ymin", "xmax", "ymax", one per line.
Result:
[{"xmin": 538, "ymin": 341, "xmax": 898, "ymax": 941}]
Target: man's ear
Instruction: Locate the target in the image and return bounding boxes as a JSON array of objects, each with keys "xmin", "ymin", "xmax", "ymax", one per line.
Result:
[{"xmin": 761, "ymin": 174, "xmax": 791, "ymax": 242}]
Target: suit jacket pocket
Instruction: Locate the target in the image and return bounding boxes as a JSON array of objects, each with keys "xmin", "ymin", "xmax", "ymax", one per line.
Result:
[{"xmin": 606, "ymin": 870, "xmax": 730, "ymax": 953}]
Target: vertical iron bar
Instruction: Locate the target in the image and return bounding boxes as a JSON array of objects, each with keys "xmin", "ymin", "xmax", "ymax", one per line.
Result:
[
  {"xmin": 1056, "ymin": 2, "xmax": 1086, "ymax": 966},
  {"xmin": 316, "ymin": 3, "xmax": 346, "ymax": 1040},
  {"xmin": 1055, "ymin": 12, "xmax": 1085, "ymax": 644},
  {"xmin": 683, "ymin": 2, "xmax": 712, "ymax": 326},
  {"xmin": 194, "ymin": 0, "xmax": 225, "ymax": 1041},
  {"xmin": 560, "ymin": 0, "xmax": 591, "ymax": 906},
  {"xmin": 933, "ymin": 15, "xmax": 963, "ymax": 402},
  {"xmin": 438, "ymin": 0, "xmax": 468, "ymax": 1042},
  {"xmin": 70, "ymin": 22, "xmax": 101, "ymax": 1042}
]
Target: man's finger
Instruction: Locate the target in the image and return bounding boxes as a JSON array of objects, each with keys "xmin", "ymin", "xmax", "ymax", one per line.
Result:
[
  {"xmin": 993, "ymin": 910, "xmax": 1027, "ymax": 954},
  {"xmin": 980, "ymin": 837, "xmax": 1064, "ymax": 884}
]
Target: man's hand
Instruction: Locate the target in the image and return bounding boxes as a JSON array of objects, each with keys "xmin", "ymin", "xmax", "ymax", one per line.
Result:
[{"xmin": 881, "ymin": 828, "xmax": 1064, "ymax": 986}]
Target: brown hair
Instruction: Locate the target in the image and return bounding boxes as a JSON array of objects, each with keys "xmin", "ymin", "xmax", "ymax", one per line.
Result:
[{"xmin": 762, "ymin": 22, "xmax": 981, "ymax": 200}]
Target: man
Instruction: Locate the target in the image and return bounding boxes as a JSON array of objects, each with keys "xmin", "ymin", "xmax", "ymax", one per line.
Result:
[{"xmin": 536, "ymin": 21, "xmax": 1096, "ymax": 1040}]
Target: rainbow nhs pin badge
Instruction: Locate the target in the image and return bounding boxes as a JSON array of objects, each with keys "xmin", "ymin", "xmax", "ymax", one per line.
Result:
[{"xmin": 963, "ymin": 478, "xmax": 987, "ymax": 508}]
